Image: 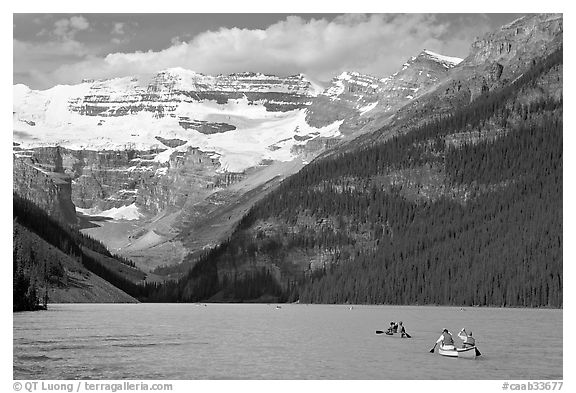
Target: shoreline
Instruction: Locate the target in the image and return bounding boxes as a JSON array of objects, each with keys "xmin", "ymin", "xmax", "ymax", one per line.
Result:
[{"xmin": 16, "ymin": 302, "xmax": 562, "ymax": 310}]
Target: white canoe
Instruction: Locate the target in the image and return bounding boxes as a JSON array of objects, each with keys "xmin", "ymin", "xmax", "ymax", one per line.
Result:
[{"xmin": 438, "ymin": 345, "xmax": 478, "ymax": 359}]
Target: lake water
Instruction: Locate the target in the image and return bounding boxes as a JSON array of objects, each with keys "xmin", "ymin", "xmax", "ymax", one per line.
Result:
[{"xmin": 13, "ymin": 304, "xmax": 562, "ymax": 380}]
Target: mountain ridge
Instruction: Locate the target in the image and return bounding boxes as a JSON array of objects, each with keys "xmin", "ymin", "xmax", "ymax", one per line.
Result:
[
  {"xmin": 13, "ymin": 45, "xmax": 463, "ymax": 273},
  {"xmin": 12, "ymin": 14, "xmax": 562, "ymax": 307},
  {"xmin": 135, "ymin": 14, "xmax": 562, "ymax": 305},
  {"xmin": 145, "ymin": 44, "xmax": 561, "ymax": 305}
]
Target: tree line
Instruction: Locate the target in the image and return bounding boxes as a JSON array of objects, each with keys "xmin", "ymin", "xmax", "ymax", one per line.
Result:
[
  {"xmin": 14, "ymin": 47, "xmax": 563, "ymax": 308},
  {"xmin": 140, "ymin": 47, "xmax": 562, "ymax": 306},
  {"xmin": 13, "ymin": 194, "xmax": 145, "ymax": 310}
]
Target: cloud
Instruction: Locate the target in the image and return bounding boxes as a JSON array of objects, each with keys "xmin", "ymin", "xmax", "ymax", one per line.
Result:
[
  {"xmin": 112, "ymin": 22, "xmax": 126, "ymax": 35},
  {"xmin": 70, "ymin": 16, "xmax": 90, "ymax": 30},
  {"xmin": 17, "ymin": 14, "xmax": 493, "ymax": 89},
  {"xmin": 109, "ymin": 22, "xmax": 138, "ymax": 46},
  {"xmin": 13, "ymin": 39, "xmax": 91, "ymax": 87},
  {"xmin": 53, "ymin": 16, "xmax": 90, "ymax": 40},
  {"xmin": 14, "ymin": 39, "xmax": 90, "ymax": 64}
]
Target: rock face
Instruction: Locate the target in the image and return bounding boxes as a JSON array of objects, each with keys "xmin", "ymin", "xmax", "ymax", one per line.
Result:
[
  {"xmin": 13, "ymin": 144, "xmax": 238, "ymax": 218},
  {"xmin": 359, "ymin": 13, "xmax": 564, "ymax": 142},
  {"xmin": 466, "ymin": 14, "xmax": 562, "ymax": 100},
  {"xmin": 458, "ymin": 14, "xmax": 563, "ymax": 99},
  {"xmin": 69, "ymin": 70, "xmax": 316, "ymax": 118},
  {"xmin": 467, "ymin": 14, "xmax": 562, "ymax": 68},
  {"xmin": 305, "ymin": 50, "xmax": 462, "ymax": 134},
  {"xmin": 13, "ymin": 147, "xmax": 77, "ymax": 224}
]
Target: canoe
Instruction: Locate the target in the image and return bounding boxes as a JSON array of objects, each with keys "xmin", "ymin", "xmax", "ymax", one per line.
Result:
[
  {"xmin": 438, "ymin": 345, "xmax": 478, "ymax": 358},
  {"xmin": 384, "ymin": 332, "xmax": 411, "ymax": 338},
  {"xmin": 375, "ymin": 330, "xmax": 411, "ymax": 338}
]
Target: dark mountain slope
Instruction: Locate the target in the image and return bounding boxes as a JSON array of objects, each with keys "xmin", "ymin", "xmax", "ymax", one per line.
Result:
[
  {"xmin": 13, "ymin": 194, "xmax": 147, "ymax": 309},
  {"xmin": 13, "ymin": 222, "xmax": 137, "ymax": 308},
  {"xmin": 142, "ymin": 45, "xmax": 562, "ymax": 307}
]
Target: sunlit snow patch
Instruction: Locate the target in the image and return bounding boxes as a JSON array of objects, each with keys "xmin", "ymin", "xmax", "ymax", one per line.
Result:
[
  {"xmin": 77, "ymin": 203, "xmax": 143, "ymax": 221},
  {"xmin": 359, "ymin": 102, "xmax": 378, "ymax": 115},
  {"xmin": 422, "ymin": 50, "xmax": 463, "ymax": 66}
]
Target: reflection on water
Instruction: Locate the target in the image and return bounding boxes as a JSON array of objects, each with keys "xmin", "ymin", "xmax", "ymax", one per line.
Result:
[{"xmin": 13, "ymin": 303, "xmax": 562, "ymax": 379}]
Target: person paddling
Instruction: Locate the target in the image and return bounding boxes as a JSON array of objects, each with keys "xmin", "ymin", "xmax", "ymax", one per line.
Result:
[
  {"xmin": 397, "ymin": 321, "xmax": 407, "ymax": 338},
  {"xmin": 436, "ymin": 328, "xmax": 455, "ymax": 349},
  {"xmin": 386, "ymin": 321, "xmax": 396, "ymax": 334},
  {"xmin": 458, "ymin": 328, "xmax": 476, "ymax": 348}
]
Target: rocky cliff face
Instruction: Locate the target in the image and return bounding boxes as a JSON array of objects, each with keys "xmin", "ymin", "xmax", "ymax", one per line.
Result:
[
  {"xmin": 361, "ymin": 13, "xmax": 564, "ymax": 142},
  {"xmin": 13, "ymin": 147, "xmax": 77, "ymax": 224},
  {"xmin": 467, "ymin": 14, "xmax": 562, "ymax": 68},
  {"xmin": 452, "ymin": 14, "xmax": 562, "ymax": 102},
  {"xmin": 69, "ymin": 70, "xmax": 317, "ymax": 118},
  {"xmin": 13, "ymin": 144, "xmax": 244, "ymax": 218},
  {"xmin": 305, "ymin": 50, "xmax": 462, "ymax": 134}
]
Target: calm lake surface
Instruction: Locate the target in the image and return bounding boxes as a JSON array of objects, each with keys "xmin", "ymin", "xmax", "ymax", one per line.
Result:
[{"xmin": 13, "ymin": 303, "xmax": 562, "ymax": 379}]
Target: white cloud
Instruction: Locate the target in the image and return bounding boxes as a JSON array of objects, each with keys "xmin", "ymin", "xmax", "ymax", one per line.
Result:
[
  {"xmin": 13, "ymin": 39, "xmax": 91, "ymax": 87},
  {"xmin": 14, "ymin": 39, "xmax": 90, "ymax": 63},
  {"xmin": 19, "ymin": 14, "xmax": 491, "ymax": 89},
  {"xmin": 70, "ymin": 16, "xmax": 90, "ymax": 31},
  {"xmin": 53, "ymin": 16, "xmax": 90, "ymax": 40},
  {"xmin": 112, "ymin": 22, "xmax": 126, "ymax": 35}
]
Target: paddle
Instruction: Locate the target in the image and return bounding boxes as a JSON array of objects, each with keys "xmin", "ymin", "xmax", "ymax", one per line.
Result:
[
  {"xmin": 429, "ymin": 342, "xmax": 437, "ymax": 353},
  {"xmin": 375, "ymin": 330, "xmax": 411, "ymax": 338}
]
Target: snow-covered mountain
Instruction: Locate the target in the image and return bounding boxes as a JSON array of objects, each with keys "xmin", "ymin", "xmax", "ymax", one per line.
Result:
[
  {"xmin": 14, "ymin": 70, "xmax": 336, "ymax": 173},
  {"xmin": 13, "ymin": 51, "xmax": 463, "ymax": 172},
  {"xmin": 12, "ymin": 49, "xmax": 464, "ymax": 272}
]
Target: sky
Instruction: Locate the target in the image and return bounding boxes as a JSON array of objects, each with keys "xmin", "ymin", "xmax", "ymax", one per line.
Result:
[{"xmin": 13, "ymin": 13, "xmax": 526, "ymax": 90}]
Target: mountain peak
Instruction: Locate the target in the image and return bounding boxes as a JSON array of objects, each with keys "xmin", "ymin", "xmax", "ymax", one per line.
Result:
[
  {"xmin": 420, "ymin": 50, "xmax": 463, "ymax": 66},
  {"xmin": 162, "ymin": 67, "xmax": 204, "ymax": 77},
  {"xmin": 336, "ymin": 71, "xmax": 359, "ymax": 80}
]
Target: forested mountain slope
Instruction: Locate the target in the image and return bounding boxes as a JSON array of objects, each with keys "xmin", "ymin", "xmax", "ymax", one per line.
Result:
[
  {"xmin": 13, "ymin": 194, "xmax": 144, "ymax": 310},
  {"xmin": 142, "ymin": 46, "xmax": 562, "ymax": 307}
]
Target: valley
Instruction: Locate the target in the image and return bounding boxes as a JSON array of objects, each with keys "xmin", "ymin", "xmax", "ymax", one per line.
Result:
[
  {"xmin": 13, "ymin": 44, "xmax": 462, "ymax": 275},
  {"xmin": 12, "ymin": 13, "xmax": 562, "ymax": 308}
]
